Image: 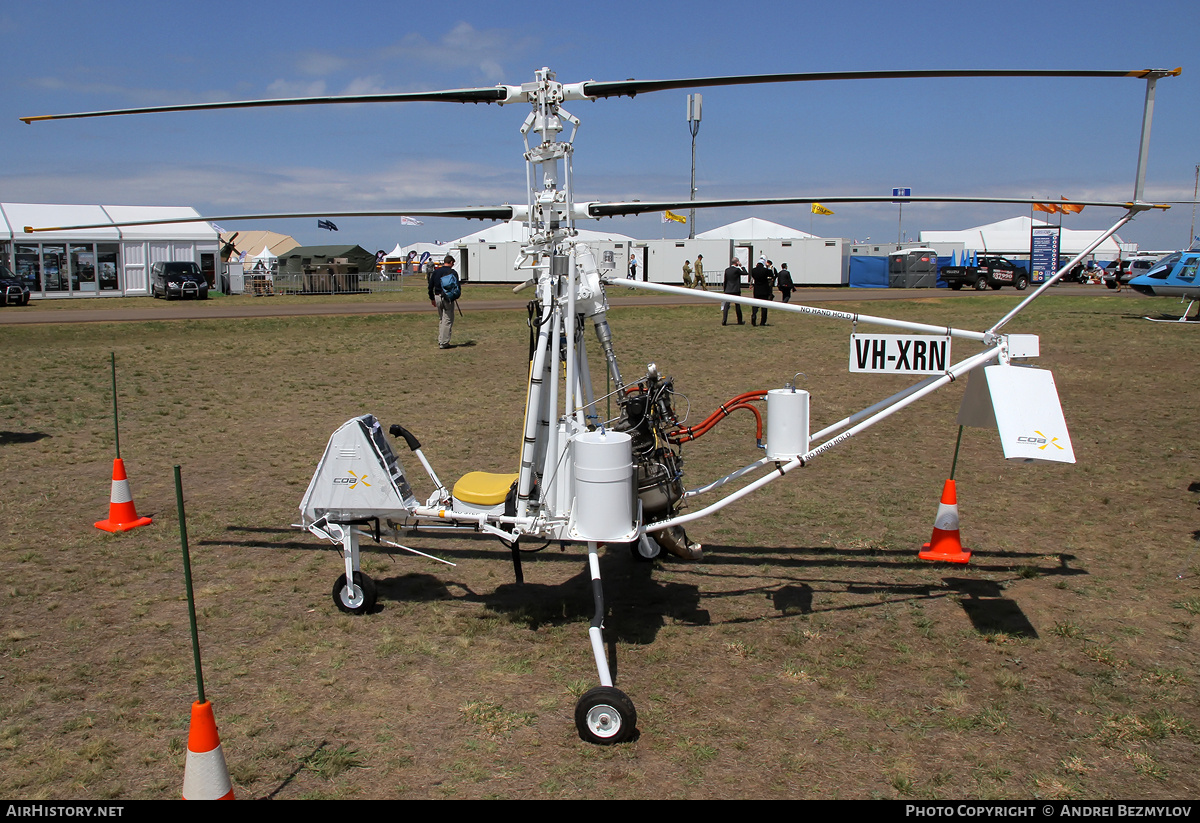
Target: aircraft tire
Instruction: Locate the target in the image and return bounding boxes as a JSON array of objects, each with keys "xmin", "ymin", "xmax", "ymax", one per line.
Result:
[
  {"xmin": 575, "ymin": 686, "xmax": 637, "ymax": 745},
  {"xmin": 332, "ymin": 571, "xmax": 377, "ymax": 615}
]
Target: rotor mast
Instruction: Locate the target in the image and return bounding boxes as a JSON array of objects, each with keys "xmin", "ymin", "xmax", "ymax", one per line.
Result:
[{"xmin": 520, "ymin": 68, "xmax": 580, "ymax": 253}]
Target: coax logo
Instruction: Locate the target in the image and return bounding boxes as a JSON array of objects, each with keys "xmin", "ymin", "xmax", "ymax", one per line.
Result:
[
  {"xmin": 333, "ymin": 470, "xmax": 371, "ymax": 489},
  {"xmin": 1017, "ymin": 430, "xmax": 1064, "ymax": 451}
]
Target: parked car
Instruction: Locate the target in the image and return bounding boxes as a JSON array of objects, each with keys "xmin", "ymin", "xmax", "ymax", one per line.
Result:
[
  {"xmin": 940, "ymin": 255, "xmax": 1029, "ymax": 291},
  {"xmin": 151, "ymin": 261, "xmax": 209, "ymax": 300},
  {"xmin": 1102, "ymin": 254, "xmax": 1162, "ymax": 289},
  {"xmin": 0, "ymin": 264, "xmax": 31, "ymax": 306}
]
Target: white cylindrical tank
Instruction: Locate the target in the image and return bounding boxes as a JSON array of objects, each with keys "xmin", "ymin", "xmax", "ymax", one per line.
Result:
[
  {"xmin": 572, "ymin": 430, "xmax": 634, "ymax": 540},
  {"xmin": 766, "ymin": 388, "xmax": 810, "ymax": 459}
]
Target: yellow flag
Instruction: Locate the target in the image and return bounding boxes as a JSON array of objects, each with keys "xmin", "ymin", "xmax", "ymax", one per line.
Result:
[
  {"xmin": 811, "ymin": 203, "xmax": 834, "ymax": 216},
  {"xmin": 662, "ymin": 210, "xmax": 687, "ymax": 224}
]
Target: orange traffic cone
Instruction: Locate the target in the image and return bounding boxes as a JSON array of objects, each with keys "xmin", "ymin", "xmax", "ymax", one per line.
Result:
[
  {"xmin": 182, "ymin": 700, "xmax": 234, "ymax": 800},
  {"xmin": 918, "ymin": 479, "xmax": 971, "ymax": 564},
  {"xmin": 94, "ymin": 458, "xmax": 152, "ymax": 532}
]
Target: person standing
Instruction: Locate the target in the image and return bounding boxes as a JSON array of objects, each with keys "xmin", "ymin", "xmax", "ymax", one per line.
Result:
[
  {"xmin": 694, "ymin": 254, "xmax": 707, "ymax": 290},
  {"xmin": 722, "ymin": 257, "xmax": 745, "ymax": 325},
  {"xmin": 750, "ymin": 259, "xmax": 774, "ymax": 326},
  {"xmin": 427, "ymin": 254, "xmax": 461, "ymax": 349},
  {"xmin": 777, "ymin": 262, "xmax": 794, "ymax": 303},
  {"xmin": 682, "ymin": 258, "xmax": 693, "ymax": 287},
  {"xmin": 628, "ymin": 253, "xmax": 638, "ymax": 280}
]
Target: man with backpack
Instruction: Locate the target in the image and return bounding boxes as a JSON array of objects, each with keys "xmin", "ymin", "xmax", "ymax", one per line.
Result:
[{"xmin": 427, "ymin": 254, "xmax": 461, "ymax": 349}]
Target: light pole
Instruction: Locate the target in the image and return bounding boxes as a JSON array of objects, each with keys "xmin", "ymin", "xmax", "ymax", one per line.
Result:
[
  {"xmin": 687, "ymin": 94, "xmax": 702, "ymax": 240},
  {"xmin": 1190, "ymin": 164, "xmax": 1198, "ymax": 249}
]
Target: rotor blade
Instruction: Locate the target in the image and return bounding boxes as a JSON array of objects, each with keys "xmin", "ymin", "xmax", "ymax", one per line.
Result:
[
  {"xmin": 584, "ymin": 195, "xmax": 1170, "ymax": 218},
  {"xmin": 579, "ymin": 68, "xmax": 1181, "ymax": 99},
  {"xmin": 20, "ymin": 87, "xmax": 509, "ymax": 123},
  {"xmin": 22, "ymin": 205, "xmax": 516, "ymax": 233}
]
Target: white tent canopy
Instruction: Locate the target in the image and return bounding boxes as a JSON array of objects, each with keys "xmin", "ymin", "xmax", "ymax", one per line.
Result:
[
  {"xmin": 695, "ymin": 217, "xmax": 817, "ymax": 241},
  {"xmin": 396, "ymin": 241, "xmax": 452, "ymax": 261},
  {"xmin": 451, "ymin": 219, "xmax": 635, "ymax": 245},
  {"xmin": 0, "ymin": 203, "xmax": 216, "ymax": 242},
  {"xmin": 920, "ymin": 216, "xmax": 1124, "ymax": 259}
]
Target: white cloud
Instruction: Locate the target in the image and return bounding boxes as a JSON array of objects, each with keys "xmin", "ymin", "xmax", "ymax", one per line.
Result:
[
  {"xmin": 341, "ymin": 76, "xmax": 389, "ymax": 96},
  {"xmin": 381, "ymin": 22, "xmax": 537, "ymax": 84},
  {"xmin": 266, "ymin": 78, "xmax": 328, "ymax": 98},
  {"xmin": 295, "ymin": 52, "xmax": 350, "ymax": 77},
  {"xmin": 0, "ymin": 157, "xmax": 522, "ymax": 217}
]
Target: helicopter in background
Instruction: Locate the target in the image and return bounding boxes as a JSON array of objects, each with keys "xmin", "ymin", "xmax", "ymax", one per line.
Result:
[
  {"xmin": 21, "ymin": 65, "xmax": 1178, "ymax": 744},
  {"xmin": 1128, "ymin": 249, "xmax": 1200, "ymax": 320}
]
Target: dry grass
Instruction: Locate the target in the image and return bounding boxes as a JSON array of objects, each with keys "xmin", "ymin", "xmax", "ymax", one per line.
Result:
[{"xmin": 0, "ymin": 290, "xmax": 1197, "ymax": 799}]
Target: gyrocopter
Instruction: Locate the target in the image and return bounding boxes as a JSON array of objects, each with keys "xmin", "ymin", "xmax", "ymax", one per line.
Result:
[{"xmin": 23, "ymin": 66, "xmax": 1178, "ymax": 744}]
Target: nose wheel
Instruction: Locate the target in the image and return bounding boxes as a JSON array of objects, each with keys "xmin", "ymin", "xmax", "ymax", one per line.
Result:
[
  {"xmin": 574, "ymin": 686, "xmax": 637, "ymax": 744},
  {"xmin": 332, "ymin": 571, "xmax": 377, "ymax": 615}
]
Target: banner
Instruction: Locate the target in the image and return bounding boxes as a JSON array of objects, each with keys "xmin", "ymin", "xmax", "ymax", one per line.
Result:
[
  {"xmin": 400, "ymin": 216, "xmax": 424, "ymax": 226},
  {"xmin": 662, "ymin": 211, "xmax": 686, "ymax": 224},
  {"xmin": 811, "ymin": 203, "xmax": 834, "ymax": 215}
]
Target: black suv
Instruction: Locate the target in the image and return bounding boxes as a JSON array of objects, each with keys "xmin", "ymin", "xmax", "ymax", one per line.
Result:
[
  {"xmin": 0, "ymin": 264, "xmax": 31, "ymax": 306},
  {"xmin": 151, "ymin": 261, "xmax": 209, "ymax": 300}
]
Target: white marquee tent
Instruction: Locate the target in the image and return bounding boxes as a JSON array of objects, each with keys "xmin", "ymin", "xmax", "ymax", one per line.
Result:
[
  {"xmin": 695, "ymin": 217, "xmax": 818, "ymax": 241},
  {"xmin": 920, "ymin": 216, "xmax": 1125, "ymax": 259}
]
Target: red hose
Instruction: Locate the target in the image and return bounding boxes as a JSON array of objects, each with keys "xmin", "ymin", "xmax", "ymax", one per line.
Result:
[{"xmin": 668, "ymin": 391, "xmax": 766, "ymax": 444}]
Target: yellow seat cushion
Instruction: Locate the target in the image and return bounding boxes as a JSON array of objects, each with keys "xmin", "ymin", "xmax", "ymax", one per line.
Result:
[{"xmin": 453, "ymin": 471, "xmax": 519, "ymax": 506}]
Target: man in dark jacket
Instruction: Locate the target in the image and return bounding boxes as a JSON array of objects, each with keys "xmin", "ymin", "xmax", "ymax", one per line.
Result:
[
  {"xmin": 722, "ymin": 258, "xmax": 746, "ymax": 326},
  {"xmin": 427, "ymin": 254, "xmax": 459, "ymax": 349},
  {"xmin": 750, "ymin": 260, "xmax": 774, "ymax": 326},
  {"xmin": 777, "ymin": 262, "xmax": 794, "ymax": 303}
]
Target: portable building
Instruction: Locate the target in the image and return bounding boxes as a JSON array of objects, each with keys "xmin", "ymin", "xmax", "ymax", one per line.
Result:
[{"xmin": 447, "ymin": 221, "xmax": 636, "ymax": 283}]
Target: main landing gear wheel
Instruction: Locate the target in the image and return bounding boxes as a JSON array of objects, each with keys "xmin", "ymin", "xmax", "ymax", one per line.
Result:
[
  {"xmin": 332, "ymin": 571, "xmax": 377, "ymax": 615},
  {"xmin": 575, "ymin": 686, "xmax": 637, "ymax": 744}
]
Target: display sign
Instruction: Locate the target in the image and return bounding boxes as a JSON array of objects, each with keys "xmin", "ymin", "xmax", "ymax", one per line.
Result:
[{"xmin": 1030, "ymin": 226, "xmax": 1060, "ymax": 284}]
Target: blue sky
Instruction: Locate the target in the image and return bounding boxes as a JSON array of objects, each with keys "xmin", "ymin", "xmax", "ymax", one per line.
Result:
[{"xmin": 2, "ymin": 0, "xmax": 1198, "ymax": 253}]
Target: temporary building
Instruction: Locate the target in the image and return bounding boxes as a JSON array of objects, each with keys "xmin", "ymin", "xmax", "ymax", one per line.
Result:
[
  {"xmin": 694, "ymin": 217, "xmax": 818, "ymax": 241},
  {"xmin": 650, "ymin": 217, "xmax": 847, "ymax": 286},
  {"xmin": 447, "ymin": 220, "xmax": 636, "ymax": 282},
  {"xmin": 920, "ymin": 216, "xmax": 1125, "ymax": 260},
  {"xmin": 220, "ymin": 230, "xmax": 298, "ymax": 261},
  {"xmin": 0, "ymin": 202, "xmax": 218, "ymax": 297}
]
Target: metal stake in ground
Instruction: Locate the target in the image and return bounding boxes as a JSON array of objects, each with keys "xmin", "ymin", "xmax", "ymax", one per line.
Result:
[
  {"xmin": 176, "ymin": 465, "xmax": 235, "ymax": 800},
  {"xmin": 94, "ymin": 352, "xmax": 151, "ymax": 532},
  {"xmin": 110, "ymin": 352, "xmax": 120, "ymax": 459},
  {"xmin": 176, "ymin": 465, "xmax": 205, "ymax": 704}
]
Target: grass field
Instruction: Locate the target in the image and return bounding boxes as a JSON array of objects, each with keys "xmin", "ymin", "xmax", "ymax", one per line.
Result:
[{"xmin": 1, "ymin": 290, "xmax": 1197, "ymax": 799}]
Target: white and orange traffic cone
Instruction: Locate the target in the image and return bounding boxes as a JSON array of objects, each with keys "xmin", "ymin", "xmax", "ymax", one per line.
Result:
[
  {"xmin": 182, "ymin": 700, "xmax": 234, "ymax": 800},
  {"xmin": 94, "ymin": 458, "xmax": 152, "ymax": 532},
  {"xmin": 918, "ymin": 479, "xmax": 971, "ymax": 564}
]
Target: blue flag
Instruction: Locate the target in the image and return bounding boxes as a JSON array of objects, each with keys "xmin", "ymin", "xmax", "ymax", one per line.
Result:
[{"xmin": 318, "ymin": 219, "xmax": 338, "ymax": 231}]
